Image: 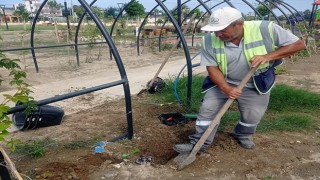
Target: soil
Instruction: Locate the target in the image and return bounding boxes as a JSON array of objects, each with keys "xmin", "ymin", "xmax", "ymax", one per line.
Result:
[{"xmin": 1, "ymin": 38, "xmax": 320, "ymax": 179}]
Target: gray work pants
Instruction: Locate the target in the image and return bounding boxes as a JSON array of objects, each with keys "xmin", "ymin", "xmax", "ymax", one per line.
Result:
[{"xmin": 189, "ymin": 85, "xmax": 270, "ymax": 147}]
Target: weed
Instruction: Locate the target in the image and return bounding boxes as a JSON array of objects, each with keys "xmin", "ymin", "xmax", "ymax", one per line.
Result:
[
  {"xmin": 64, "ymin": 136, "xmax": 104, "ymax": 150},
  {"xmin": 275, "ymin": 65, "xmax": 287, "ymax": 75},
  {"xmin": 15, "ymin": 138, "xmax": 57, "ymax": 158},
  {"xmin": 258, "ymin": 113, "xmax": 313, "ymax": 132}
]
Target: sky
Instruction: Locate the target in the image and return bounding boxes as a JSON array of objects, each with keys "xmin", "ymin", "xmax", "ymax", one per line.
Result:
[{"xmin": 2, "ymin": 0, "xmax": 317, "ymax": 13}]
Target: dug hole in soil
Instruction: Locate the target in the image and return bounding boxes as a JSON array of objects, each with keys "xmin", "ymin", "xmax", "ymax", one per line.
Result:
[{"xmin": 1, "ymin": 46, "xmax": 320, "ymax": 179}]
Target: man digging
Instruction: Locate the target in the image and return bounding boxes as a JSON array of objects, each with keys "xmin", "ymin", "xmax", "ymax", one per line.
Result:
[{"xmin": 174, "ymin": 7, "xmax": 306, "ymax": 153}]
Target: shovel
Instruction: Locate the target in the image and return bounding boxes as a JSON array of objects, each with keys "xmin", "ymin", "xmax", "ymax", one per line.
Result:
[
  {"xmin": 137, "ymin": 14, "xmax": 197, "ymax": 96},
  {"xmin": 174, "ymin": 66, "xmax": 258, "ymax": 170}
]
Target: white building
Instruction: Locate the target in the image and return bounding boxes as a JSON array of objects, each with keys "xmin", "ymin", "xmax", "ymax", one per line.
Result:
[{"xmin": 23, "ymin": 0, "xmax": 62, "ymax": 18}]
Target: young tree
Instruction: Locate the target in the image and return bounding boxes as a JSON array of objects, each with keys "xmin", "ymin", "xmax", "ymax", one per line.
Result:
[
  {"xmin": 192, "ymin": 8, "xmax": 202, "ymax": 19},
  {"xmin": 104, "ymin": 6, "xmax": 118, "ymax": 18},
  {"xmin": 13, "ymin": 3, "xmax": 30, "ymax": 23},
  {"xmin": 73, "ymin": 5, "xmax": 84, "ymax": 18},
  {"xmin": 92, "ymin": 6, "xmax": 104, "ymax": 19},
  {"xmin": 125, "ymin": 1, "xmax": 145, "ymax": 17},
  {"xmin": 47, "ymin": 0, "xmax": 63, "ymax": 42},
  {"xmin": 256, "ymin": 5, "xmax": 269, "ymax": 18}
]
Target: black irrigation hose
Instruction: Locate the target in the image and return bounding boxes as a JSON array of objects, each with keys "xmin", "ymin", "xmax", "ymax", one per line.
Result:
[{"xmin": 174, "ymin": 51, "xmax": 201, "ymax": 104}]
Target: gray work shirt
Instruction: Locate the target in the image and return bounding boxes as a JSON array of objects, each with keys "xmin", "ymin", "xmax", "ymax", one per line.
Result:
[{"xmin": 201, "ymin": 23, "xmax": 300, "ymax": 87}]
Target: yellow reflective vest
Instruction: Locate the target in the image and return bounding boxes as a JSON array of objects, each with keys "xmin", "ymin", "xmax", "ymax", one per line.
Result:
[{"xmin": 202, "ymin": 21, "xmax": 279, "ymax": 76}]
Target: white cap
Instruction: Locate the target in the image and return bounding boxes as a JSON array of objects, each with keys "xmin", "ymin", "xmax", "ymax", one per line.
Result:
[{"xmin": 201, "ymin": 7, "xmax": 242, "ymax": 32}]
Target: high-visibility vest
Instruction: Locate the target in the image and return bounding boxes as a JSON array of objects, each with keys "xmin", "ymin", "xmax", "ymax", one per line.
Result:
[{"xmin": 202, "ymin": 21, "xmax": 280, "ymax": 76}]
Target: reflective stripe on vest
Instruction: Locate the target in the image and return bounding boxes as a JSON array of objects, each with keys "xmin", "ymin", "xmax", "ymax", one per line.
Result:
[{"xmin": 202, "ymin": 21, "xmax": 275, "ymax": 75}]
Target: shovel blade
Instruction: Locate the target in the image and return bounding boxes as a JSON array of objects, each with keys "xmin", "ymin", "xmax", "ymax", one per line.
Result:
[{"xmin": 173, "ymin": 153, "xmax": 196, "ymax": 171}]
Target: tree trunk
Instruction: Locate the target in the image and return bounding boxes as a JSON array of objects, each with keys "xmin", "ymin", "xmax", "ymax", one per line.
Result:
[
  {"xmin": 54, "ymin": 15, "xmax": 60, "ymax": 43},
  {"xmin": 0, "ymin": 146, "xmax": 23, "ymax": 180}
]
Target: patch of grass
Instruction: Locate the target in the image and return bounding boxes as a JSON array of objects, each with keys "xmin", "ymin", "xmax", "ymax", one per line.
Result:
[
  {"xmin": 218, "ymin": 111, "xmax": 240, "ymax": 132},
  {"xmin": 151, "ymin": 74, "xmax": 205, "ymax": 112},
  {"xmin": 151, "ymin": 76, "xmax": 320, "ymax": 133},
  {"xmin": 269, "ymin": 84, "xmax": 320, "ymax": 112},
  {"xmin": 258, "ymin": 113, "xmax": 314, "ymax": 132},
  {"xmin": 64, "ymin": 136, "xmax": 103, "ymax": 150},
  {"xmin": 15, "ymin": 138, "xmax": 57, "ymax": 158}
]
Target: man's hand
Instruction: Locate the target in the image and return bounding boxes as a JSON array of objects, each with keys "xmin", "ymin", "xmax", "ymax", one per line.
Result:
[
  {"xmin": 250, "ymin": 55, "xmax": 269, "ymax": 68},
  {"xmin": 221, "ymin": 84, "xmax": 242, "ymax": 99}
]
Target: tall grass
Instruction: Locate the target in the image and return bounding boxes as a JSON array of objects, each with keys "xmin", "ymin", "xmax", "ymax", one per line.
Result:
[{"xmin": 151, "ymin": 76, "xmax": 320, "ymax": 132}]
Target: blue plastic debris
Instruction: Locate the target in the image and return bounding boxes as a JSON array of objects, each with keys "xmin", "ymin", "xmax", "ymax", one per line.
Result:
[{"xmin": 93, "ymin": 141, "xmax": 107, "ymax": 153}]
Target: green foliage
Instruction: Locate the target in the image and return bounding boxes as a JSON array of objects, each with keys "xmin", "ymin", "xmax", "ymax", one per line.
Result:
[
  {"xmin": 190, "ymin": 8, "xmax": 202, "ymax": 19},
  {"xmin": 256, "ymin": 5, "xmax": 269, "ymax": 17},
  {"xmin": 295, "ymin": 49, "xmax": 310, "ymax": 57},
  {"xmin": 47, "ymin": 0, "xmax": 63, "ymax": 14},
  {"xmin": 0, "ymin": 49, "xmax": 34, "ymax": 150},
  {"xmin": 269, "ymin": 84, "xmax": 320, "ymax": 111},
  {"xmin": 151, "ymin": 74, "xmax": 205, "ymax": 112},
  {"xmin": 258, "ymin": 113, "xmax": 313, "ymax": 132},
  {"xmin": 73, "ymin": 5, "xmax": 85, "ymax": 18},
  {"xmin": 92, "ymin": 6, "xmax": 104, "ymax": 19},
  {"xmin": 82, "ymin": 24, "xmax": 101, "ymax": 45},
  {"xmin": 105, "ymin": 6, "xmax": 118, "ymax": 18},
  {"xmin": 274, "ymin": 65, "xmax": 287, "ymax": 75},
  {"xmin": 15, "ymin": 138, "xmax": 56, "ymax": 158},
  {"xmin": 161, "ymin": 43, "xmax": 173, "ymax": 51},
  {"xmin": 125, "ymin": 1, "xmax": 145, "ymax": 17},
  {"xmin": 13, "ymin": 3, "xmax": 30, "ymax": 21}
]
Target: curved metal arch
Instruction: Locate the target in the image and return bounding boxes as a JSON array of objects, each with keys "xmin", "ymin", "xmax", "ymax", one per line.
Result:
[
  {"xmin": 196, "ymin": 0, "xmax": 212, "ymax": 14},
  {"xmin": 223, "ymin": 0, "xmax": 235, "ymax": 8},
  {"xmin": 74, "ymin": 0, "xmax": 98, "ymax": 67},
  {"xmin": 263, "ymin": 0, "xmax": 291, "ymax": 24},
  {"xmin": 275, "ymin": 0, "xmax": 305, "ymax": 22},
  {"xmin": 136, "ymin": 0, "xmax": 166, "ymax": 56},
  {"xmin": 109, "ymin": 0, "xmax": 136, "ymax": 59},
  {"xmin": 276, "ymin": 0, "xmax": 309, "ymax": 35},
  {"xmin": 255, "ymin": 0, "xmax": 281, "ymax": 25},
  {"xmin": 274, "ymin": 1, "xmax": 299, "ymax": 22},
  {"xmin": 251, "ymin": 0, "xmax": 281, "ymax": 25},
  {"xmin": 30, "ymin": 0, "xmax": 49, "ymax": 72},
  {"xmin": 77, "ymin": 0, "xmax": 133, "ymax": 139},
  {"xmin": 157, "ymin": 0, "xmax": 191, "ymax": 52},
  {"xmin": 240, "ymin": 0, "xmax": 264, "ymax": 21},
  {"xmin": 155, "ymin": 0, "xmax": 193, "ymax": 105},
  {"xmin": 181, "ymin": 0, "xmax": 211, "ymax": 25}
]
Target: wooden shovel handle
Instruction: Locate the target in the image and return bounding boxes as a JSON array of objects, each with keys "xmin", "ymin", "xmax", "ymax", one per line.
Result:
[{"xmin": 190, "ymin": 66, "xmax": 258, "ymax": 155}]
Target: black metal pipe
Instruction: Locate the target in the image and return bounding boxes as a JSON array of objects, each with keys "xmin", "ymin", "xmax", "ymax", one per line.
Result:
[
  {"xmin": 181, "ymin": 0, "xmax": 211, "ymax": 26},
  {"xmin": 107, "ymin": 133, "xmax": 129, "ymax": 142},
  {"xmin": 276, "ymin": 0, "xmax": 305, "ymax": 21},
  {"xmin": 255, "ymin": 0, "xmax": 281, "ymax": 25},
  {"xmin": 64, "ymin": 1, "xmax": 72, "ymax": 38},
  {"xmin": 158, "ymin": 0, "xmax": 190, "ymax": 52},
  {"xmin": 136, "ymin": 1, "xmax": 164, "ymax": 55},
  {"xmin": 240, "ymin": 0, "xmax": 264, "ymax": 20},
  {"xmin": 177, "ymin": 0, "xmax": 182, "ymax": 48},
  {"xmin": 196, "ymin": 0, "xmax": 212, "ymax": 15},
  {"xmin": 75, "ymin": 0, "xmax": 98, "ymax": 67},
  {"xmin": 78, "ymin": 0, "xmax": 133, "ymax": 139},
  {"xmin": 110, "ymin": 0, "xmax": 135, "ymax": 59},
  {"xmin": 264, "ymin": 0, "xmax": 290, "ymax": 25},
  {"xmin": 191, "ymin": 1, "xmax": 225, "ymax": 46},
  {"xmin": 224, "ymin": 0, "xmax": 235, "ymax": 8},
  {"xmin": 2, "ymin": 41, "xmax": 108, "ymax": 52},
  {"xmin": 155, "ymin": 0, "xmax": 192, "ymax": 106},
  {"xmin": 7, "ymin": 79, "xmax": 126, "ymax": 114}
]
